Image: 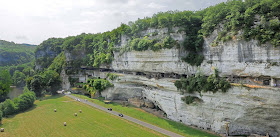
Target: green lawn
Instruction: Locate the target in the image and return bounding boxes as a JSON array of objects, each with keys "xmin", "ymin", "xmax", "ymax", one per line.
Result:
[
  {"xmin": 0, "ymin": 95, "xmax": 165, "ymax": 137},
  {"xmin": 73, "ymin": 94, "xmax": 219, "ymax": 137}
]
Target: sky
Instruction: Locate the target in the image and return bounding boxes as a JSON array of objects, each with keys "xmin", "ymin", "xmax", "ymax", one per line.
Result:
[{"xmin": 0, "ymin": 0, "xmax": 227, "ymax": 45}]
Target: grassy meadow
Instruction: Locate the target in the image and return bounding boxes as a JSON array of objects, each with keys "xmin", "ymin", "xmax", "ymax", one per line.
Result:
[
  {"xmin": 0, "ymin": 95, "xmax": 165, "ymax": 137},
  {"xmin": 73, "ymin": 94, "xmax": 219, "ymax": 137}
]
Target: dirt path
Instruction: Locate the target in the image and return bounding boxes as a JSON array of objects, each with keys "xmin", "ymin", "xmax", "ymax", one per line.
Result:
[{"xmin": 66, "ymin": 95, "xmax": 184, "ymax": 137}]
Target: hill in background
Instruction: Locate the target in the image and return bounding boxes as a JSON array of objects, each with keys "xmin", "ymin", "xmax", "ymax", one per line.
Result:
[{"xmin": 0, "ymin": 40, "xmax": 36, "ymax": 66}]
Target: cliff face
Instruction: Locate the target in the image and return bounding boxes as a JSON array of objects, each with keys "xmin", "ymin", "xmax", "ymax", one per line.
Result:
[
  {"xmin": 112, "ymin": 29, "xmax": 280, "ymax": 78},
  {"xmin": 38, "ymin": 27, "xmax": 280, "ymax": 136},
  {"xmin": 35, "ymin": 47, "xmax": 58, "ymax": 70},
  {"xmin": 99, "ymin": 29, "xmax": 280, "ymax": 136},
  {"xmin": 99, "ymin": 73, "xmax": 280, "ymax": 137}
]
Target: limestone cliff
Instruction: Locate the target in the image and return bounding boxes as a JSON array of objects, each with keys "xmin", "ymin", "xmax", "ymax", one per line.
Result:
[
  {"xmin": 36, "ymin": 26, "xmax": 280, "ymax": 136},
  {"xmin": 100, "ymin": 73, "xmax": 280, "ymax": 137}
]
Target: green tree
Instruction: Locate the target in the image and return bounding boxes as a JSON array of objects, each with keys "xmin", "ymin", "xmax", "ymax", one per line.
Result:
[
  {"xmin": 42, "ymin": 70, "xmax": 61, "ymax": 95},
  {"xmin": 14, "ymin": 91, "xmax": 36, "ymax": 112},
  {"xmin": 12, "ymin": 70, "xmax": 26, "ymax": 87},
  {"xmin": 0, "ymin": 69, "xmax": 12, "ymax": 100},
  {"xmin": 2, "ymin": 99, "xmax": 16, "ymax": 116},
  {"xmin": 26, "ymin": 75, "xmax": 44, "ymax": 97}
]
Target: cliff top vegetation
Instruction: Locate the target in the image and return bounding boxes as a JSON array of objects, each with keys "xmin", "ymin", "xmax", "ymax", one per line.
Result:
[{"xmin": 35, "ymin": 0, "xmax": 280, "ymax": 70}]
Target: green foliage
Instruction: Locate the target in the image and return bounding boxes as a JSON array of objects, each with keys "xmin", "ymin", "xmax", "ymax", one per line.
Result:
[
  {"xmin": 130, "ymin": 11, "xmax": 198, "ymax": 34},
  {"xmin": 181, "ymin": 96, "xmax": 199, "ymax": 104},
  {"xmin": 27, "ymin": 70, "xmax": 61, "ymax": 97},
  {"xmin": 36, "ymin": 10, "xmax": 206, "ymax": 69},
  {"xmin": 182, "ymin": 53, "xmax": 204, "ymax": 66},
  {"xmin": 12, "ymin": 70, "xmax": 26, "ymax": 87},
  {"xmin": 2, "ymin": 99, "xmax": 16, "ymax": 116},
  {"xmin": 14, "ymin": 90, "xmax": 36, "ymax": 112},
  {"xmin": 126, "ymin": 36, "xmax": 177, "ymax": 52},
  {"xmin": 84, "ymin": 78, "xmax": 113, "ymax": 94},
  {"xmin": 69, "ymin": 77, "xmax": 79, "ymax": 86},
  {"xmin": 35, "ymin": 38, "xmax": 64, "ymax": 69},
  {"xmin": 48, "ymin": 52, "xmax": 66, "ymax": 74},
  {"xmin": 175, "ymin": 69, "xmax": 231, "ymax": 104},
  {"xmin": 0, "ymin": 40, "xmax": 36, "ymax": 66},
  {"xmin": 162, "ymin": 36, "xmax": 177, "ymax": 49},
  {"xmin": 0, "ymin": 89, "xmax": 36, "ymax": 118},
  {"xmin": 42, "ymin": 70, "xmax": 61, "ymax": 95},
  {"xmin": 36, "ymin": 56, "xmax": 55, "ymax": 69},
  {"xmin": 127, "ymin": 36, "xmax": 156, "ymax": 51},
  {"xmin": 0, "ymin": 62, "xmax": 35, "ymax": 89},
  {"xmin": 35, "ymin": 0, "xmax": 280, "ymax": 71},
  {"xmin": 35, "ymin": 38, "xmax": 64, "ymax": 53},
  {"xmin": 82, "ymin": 78, "xmax": 113, "ymax": 98},
  {"xmin": 150, "ymin": 43, "xmax": 162, "ymax": 51},
  {"xmin": 106, "ymin": 73, "xmax": 119, "ymax": 81},
  {"xmin": 201, "ymin": 0, "xmax": 280, "ymax": 46},
  {"xmin": 26, "ymin": 75, "xmax": 44, "ymax": 97},
  {"xmin": 0, "ymin": 69, "xmax": 12, "ymax": 100}
]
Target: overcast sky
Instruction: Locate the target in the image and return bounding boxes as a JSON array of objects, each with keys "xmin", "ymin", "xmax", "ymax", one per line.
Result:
[{"xmin": 0, "ymin": 0, "xmax": 227, "ymax": 45}]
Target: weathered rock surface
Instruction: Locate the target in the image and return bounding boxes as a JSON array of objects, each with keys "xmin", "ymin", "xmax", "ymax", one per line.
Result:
[
  {"xmin": 100, "ymin": 73, "xmax": 280, "ymax": 137},
  {"xmin": 112, "ymin": 37, "xmax": 280, "ymax": 78}
]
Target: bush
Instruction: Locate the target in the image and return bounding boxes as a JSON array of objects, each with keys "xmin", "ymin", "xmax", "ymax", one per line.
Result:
[
  {"xmin": 162, "ymin": 36, "xmax": 176, "ymax": 49},
  {"xmin": 0, "ymin": 89, "xmax": 36, "ymax": 119},
  {"xmin": 2, "ymin": 99, "xmax": 16, "ymax": 116},
  {"xmin": 182, "ymin": 53, "xmax": 204, "ymax": 66},
  {"xmin": 137, "ymin": 37, "xmax": 152, "ymax": 51},
  {"xmin": 175, "ymin": 69, "xmax": 231, "ymax": 104},
  {"xmin": 151, "ymin": 43, "xmax": 162, "ymax": 51},
  {"xmin": 14, "ymin": 91, "xmax": 36, "ymax": 112},
  {"xmin": 86, "ymin": 78, "xmax": 113, "ymax": 92},
  {"xmin": 181, "ymin": 96, "xmax": 198, "ymax": 104},
  {"xmin": 106, "ymin": 73, "xmax": 119, "ymax": 81}
]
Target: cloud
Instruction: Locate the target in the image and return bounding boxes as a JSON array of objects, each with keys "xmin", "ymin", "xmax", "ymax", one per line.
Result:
[
  {"xmin": 147, "ymin": 2, "xmax": 167, "ymax": 9},
  {"xmin": 15, "ymin": 35, "xmax": 28, "ymax": 40},
  {"xmin": 0, "ymin": 0, "xmax": 227, "ymax": 44}
]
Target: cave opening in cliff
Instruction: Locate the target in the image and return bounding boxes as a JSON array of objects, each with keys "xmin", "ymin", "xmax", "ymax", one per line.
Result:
[
  {"xmin": 263, "ymin": 79, "xmax": 270, "ymax": 85},
  {"xmin": 136, "ymin": 72, "xmax": 146, "ymax": 76}
]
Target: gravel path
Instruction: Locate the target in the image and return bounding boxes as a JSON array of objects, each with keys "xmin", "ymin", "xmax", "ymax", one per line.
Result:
[{"xmin": 66, "ymin": 95, "xmax": 184, "ymax": 137}]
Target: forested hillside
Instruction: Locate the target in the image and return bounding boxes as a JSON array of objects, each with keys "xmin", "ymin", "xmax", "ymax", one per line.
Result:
[
  {"xmin": 0, "ymin": 40, "xmax": 36, "ymax": 66},
  {"xmin": 0, "ymin": 40, "xmax": 36, "ymax": 90},
  {"xmin": 35, "ymin": 0, "xmax": 280, "ymax": 72}
]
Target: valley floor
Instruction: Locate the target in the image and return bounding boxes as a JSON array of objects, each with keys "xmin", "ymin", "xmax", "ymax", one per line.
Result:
[
  {"xmin": 0, "ymin": 94, "xmax": 219, "ymax": 137},
  {"xmin": 72, "ymin": 94, "xmax": 219, "ymax": 137},
  {"xmin": 0, "ymin": 95, "xmax": 164, "ymax": 137}
]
